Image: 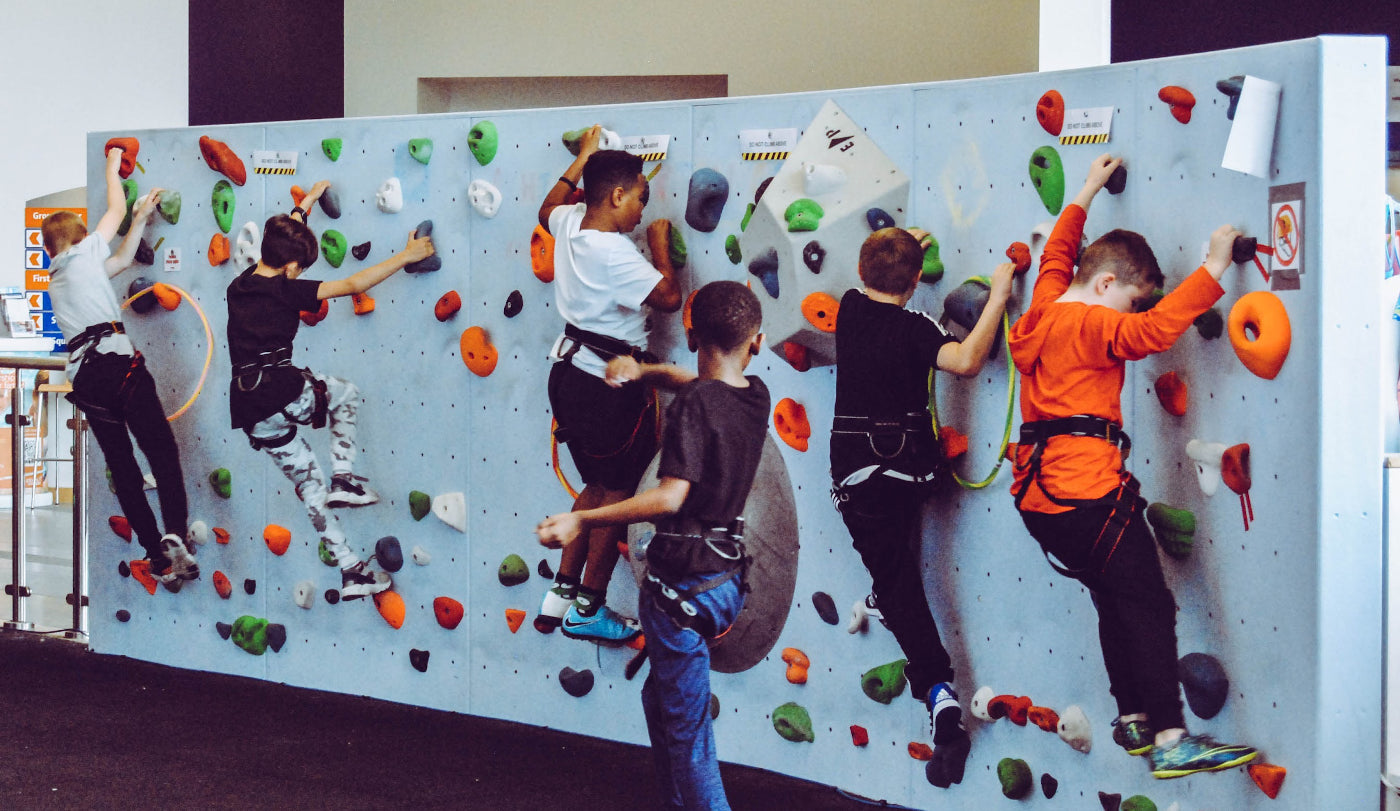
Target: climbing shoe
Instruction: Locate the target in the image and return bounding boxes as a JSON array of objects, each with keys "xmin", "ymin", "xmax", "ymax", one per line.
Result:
[
  {"xmin": 925, "ymin": 682, "xmax": 970, "ymax": 788},
  {"xmin": 1112, "ymin": 717, "xmax": 1155, "ymax": 756},
  {"xmin": 534, "ymin": 587, "xmax": 574, "ymax": 633},
  {"xmin": 339, "ymin": 559, "xmax": 392, "ymax": 599},
  {"xmin": 561, "ymin": 603, "xmax": 642, "ymax": 646},
  {"xmin": 326, "ymin": 473, "xmax": 379, "ymax": 508},
  {"xmin": 159, "ymin": 533, "xmax": 200, "ymax": 581},
  {"xmin": 1149, "ymin": 733, "xmax": 1257, "ymax": 778}
]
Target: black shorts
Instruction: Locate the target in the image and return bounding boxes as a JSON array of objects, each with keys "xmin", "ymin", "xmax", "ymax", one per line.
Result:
[{"xmin": 548, "ymin": 360, "xmax": 657, "ymax": 492}]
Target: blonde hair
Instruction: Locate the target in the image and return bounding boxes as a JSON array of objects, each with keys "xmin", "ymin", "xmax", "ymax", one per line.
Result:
[{"xmin": 41, "ymin": 212, "xmax": 87, "ymax": 257}]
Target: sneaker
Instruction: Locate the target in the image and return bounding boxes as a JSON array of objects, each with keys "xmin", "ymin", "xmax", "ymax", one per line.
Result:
[
  {"xmin": 1112, "ymin": 717, "xmax": 1155, "ymax": 757},
  {"xmin": 1149, "ymin": 733, "xmax": 1257, "ymax": 778},
  {"xmin": 561, "ymin": 603, "xmax": 642, "ymax": 646},
  {"xmin": 534, "ymin": 587, "xmax": 573, "ymax": 634},
  {"xmin": 847, "ymin": 593, "xmax": 887, "ymax": 633},
  {"xmin": 326, "ymin": 473, "xmax": 379, "ymax": 508},
  {"xmin": 159, "ymin": 533, "xmax": 200, "ymax": 581},
  {"xmin": 340, "ymin": 559, "xmax": 392, "ymax": 599}
]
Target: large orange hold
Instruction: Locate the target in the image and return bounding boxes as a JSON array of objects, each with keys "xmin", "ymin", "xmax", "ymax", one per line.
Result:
[
  {"xmin": 109, "ymin": 515, "xmax": 132, "ymax": 541},
  {"xmin": 104, "ymin": 137, "xmax": 140, "ymax": 178},
  {"xmin": 1154, "ymin": 371, "xmax": 1188, "ymax": 416},
  {"xmin": 1248, "ymin": 762, "xmax": 1286, "ymax": 799},
  {"xmin": 530, "ymin": 225, "xmax": 555, "ymax": 283},
  {"xmin": 374, "ymin": 590, "xmax": 406, "ymax": 629},
  {"xmin": 800, "ymin": 292, "xmax": 839, "ymax": 333},
  {"xmin": 199, "ymin": 135, "xmax": 246, "ymax": 186},
  {"xmin": 435, "ymin": 291, "xmax": 461, "ymax": 322},
  {"xmin": 213, "ymin": 570, "xmax": 232, "ymax": 599},
  {"xmin": 152, "ymin": 283, "xmax": 181, "ymax": 311},
  {"xmin": 772, "ymin": 398, "xmax": 811, "ymax": 452},
  {"xmin": 460, "ymin": 326, "xmax": 498, "ymax": 377},
  {"xmin": 1229, "ymin": 291, "xmax": 1291, "ymax": 380},
  {"xmin": 300, "ymin": 299, "xmax": 329, "ymax": 327},
  {"xmin": 505, "ymin": 608, "xmax": 526, "ymax": 633},
  {"xmin": 208, "ymin": 233, "xmax": 230, "ymax": 266},
  {"xmin": 263, "ymin": 524, "xmax": 291, "ymax": 556},
  {"xmin": 1157, "ymin": 85, "xmax": 1197, "ymax": 124},
  {"xmin": 129, "ymin": 559, "xmax": 157, "ymax": 595},
  {"xmin": 1027, "ymin": 705, "xmax": 1060, "ymax": 732},
  {"xmin": 434, "ymin": 596, "xmax": 464, "ymax": 630},
  {"xmin": 1037, "ymin": 90, "xmax": 1065, "ymax": 136},
  {"xmin": 781, "ymin": 647, "xmax": 810, "ymax": 684}
]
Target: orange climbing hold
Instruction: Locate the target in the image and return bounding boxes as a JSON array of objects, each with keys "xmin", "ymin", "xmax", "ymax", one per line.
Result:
[
  {"xmin": 530, "ymin": 225, "xmax": 555, "ymax": 283},
  {"xmin": 213, "ymin": 527, "xmax": 230, "ymax": 545},
  {"xmin": 263, "ymin": 524, "xmax": 291, "ymax": 556},
  {"xmin": 772, "ymin": 399, "xmax": 811, "ymax": 452},
  {"xmin": 105, "ymin": 137, "xmax": 141, "ymax": 178},
  {"xmin": 460, "ymin": 326, "xmax": 499, "ymax": 377},
  {"xmin": 374, "ymin": 590, "xmax": 406, "ymax": 629},
  {"xmin": 1229, "ymin": 291, "xmax": 1291, "ymax": 380},
  {"xmin": 1037, "ymin": 90, "xmax": 1065, "ymax": 136},
  {"xmin": 940, "ymin": 427, "xmax": 968, "ymax": 459},
  {"xmin": 208, "ymin": 233, "xmax": 230, "ymax": 266},
  {"xmin": 434, "ymin": 596, "xmax": 464, "ymax": 630},
  {"xmin": 505, "ymin": 608, "xmax": 526, "ymax": 633},
  {"xmin": 1157, "ymin": 85, "xmax": 1197, "ymax": 124},
  {"xmin": 300, "ymin": 299, "xmax": 329, "ymax": 327},
  {"xmin": 152, "ymin": 283, "xmax": 181, "ymax": 311},
  {"xmin": 199, "ymin": 135, "xmax": 246, "ymax": 186},
  {"xmin": 213, "ymin": 570, "xmax": 232, "ymax": 599},
  {"xmin": 1006, "ymin": 242, "xmax": 1031, "ymax": 275},
  {"xmin": 988, "ymin": 694, "xmax": 1032, "ymax": 725},
  {"xmin": 781, "ymin": 342, "xmax": 810, "ymax": 372},
  {"xmin": 1248, "ymin": 762, "xmax": 1286, "ymax": 799},
  {"xmin": 109, "ymin": 515, "xmax": 132, "ymax": 541},
  {"xmin": 352, "ymin": 292, "xmax": 375, "ymax": 315},
  {"xmin": 801, "ymin": 292, "xmax": 839, "ymax": 333},
  {"xmin": 781, "ymin": 647, "xmax": 810, "ymax": 684},
  {"xmin": 290, "ymin": 185, "xmax": 307, "ymax": 207},
  {"xmin": 435, "ymin": 291, "xmax": 461, "ymax": 322},
  {"xmin": 1028, "ymin": 705, "xmax": 1060, "ymax": 732},
  {"xmin": 129, "ymin": 559, "xmax": 158, "ymax": 595},
  {"xmin": 907, "ymin": 742, "xmax": 934, "ymax": 761},
  {"xmin": 682, "ymin": 289, "xmax": 697, "ymax": 331},
  {"xmin": 1154, "ymin": 371, "xmax": 1188, "ymax": 416},
  {"xmin": 626, "ymin": 633, "xmax": 646, "ymax": 650}
]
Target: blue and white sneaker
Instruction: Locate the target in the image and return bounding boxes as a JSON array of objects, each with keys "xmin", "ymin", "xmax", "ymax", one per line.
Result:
[
  {"xmin": 561, "ymin": 603, "xmax": 641, "ymax": 646},
  {"xmin": 1149, "ymin": 733, "xmax": 1257, "ymax": 779},
  {"xmin": 534, "ymin": 587, "xmax": 573, "ymax": 634}
]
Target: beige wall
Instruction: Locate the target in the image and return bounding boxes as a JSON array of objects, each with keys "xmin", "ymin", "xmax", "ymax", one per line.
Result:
[{"xmin": 345, "ymin": 0, "xmax": 1040, "ymax": 117}]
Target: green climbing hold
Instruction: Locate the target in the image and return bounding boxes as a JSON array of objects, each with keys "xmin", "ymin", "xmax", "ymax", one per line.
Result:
[
  {"xmin": 231, "ymin": 615, "xmax": 270, "ymax": 655},
  {"xmin": 1122, "ymin": 796, "xmax": 1157, "ymax": 811},
  {"xmin": 158, "ymin": 191, "xmax": 181, "ymax": 225},
  {"xmin": 668, "ymin": 223, "xmax": 687, "ymax": 270},
  {"xmin": 997, "ymin": 758, "xmax": 1033, "ymax": 799},
  {"xmin": 468, "ymin": 121, "xmax": 498, "ymax": 166},
  {"xmin": 117, "ymin": 179, "xmax": 138, "ymax": 236},
  {"xmin": 498, "ymin": 554, "xmax": 529, "ymax": 587},
  {"xmin": 771, "ymin": 702, "xmax": 814, "ymax": 743},
  {"xmin": 1028, "ymin": 146, "xmax": 1065, "ymax": 215},
  {"xmin": 409, "ymin": 490, "xmax": 431, "ymax": 521},
  {"xmin": 784, "ymin": 198, "xmax": 824, "ymax": 232},
  {"xmin": 212, "ymin": 180, "xmax": 235, "ymax": 234},
  {"xmin": 209, "ymin": 468, "xmax": 231, "ymax": 499},
  {"xmin": 320, "ymin": 230, "xmax": 347, "ymax": 268},
  {"xmin": 1194, "ymin": 307, "xmax": 1224, "ymax": 340},
  {"xmin": 561, "ymin": 128, "xmax": 589, "ymax": 156},
  {"xmin": 922, "ymin": 237, "xmax": 945, "ymax": 283},
  {"xmin": 740, "ymin": 203, "xmax": 755, "ymax": 232},
  {"xmin": 322, "ymin": 138, "xmax": 343, "ymax": 161},
  {"xmin": 1146, "ymin": 503, "xmax": 1196, "ymax": 559},
  {"xmin": 860, "ymin": 658, "xmax": 908, "ymax": 704},
  {"xmin": 408, "ymin": 138, "xmax": 433, "ymax": 164},
  {"xmin": 724, "ymin": 235, "xmax": 741, "ymax": 264},
  {"xmin": 317, "ymin": 539, "xmax": 337, "ymax": 567}
]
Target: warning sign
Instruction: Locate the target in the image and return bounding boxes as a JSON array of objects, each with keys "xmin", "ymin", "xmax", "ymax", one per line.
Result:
[{"xmin": 1268, "ymin": 182, "xmax": 1304, "ymax": 291}]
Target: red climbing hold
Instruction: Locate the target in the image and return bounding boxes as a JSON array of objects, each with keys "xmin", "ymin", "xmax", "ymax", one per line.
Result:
[
  {"xmin": 1158, "ymin": 86, "xmax": 1196, "ymax": 124},
  {"xmin": 109, "ymin": 515, "xmax": 132, "ymax": 541},
  {"xmin": 988, "ymin": 694, "xmax": 1032, "ymax": 725},
  {"xmin": 773, "ymin": 399, "xmax": 811, "ymax": 452},
  {"xmin": 434, "ymin": 596, "xmax": 464, "ymax": 630},
  {"xmin": 505, "ymin": 608, "xmax": 526, "ymax": 633},
  {"xmin": 104, "ymin": 137, "xmax": 140, "ymax": 178},
  {"xmin": 213, "ymin": 527, "xmax": 230, "ymax": 545},
  {"xmin": 213, "ymin": 570, "xmax": 232, "ymax": 599},
  {"xmin": 907, "ymin": 742, "xmax": 934, "ymax": 761},
  {"xmin": 129, "ymin": 559, "xmax": 158, "ymax": 596},
  {"xmin": 530, "ymin": 225, "xmax": 555, "ymax": 283},
  {"xmin": 782, "ymin": 341, "xmax": 811, "ymax": 372},
  {"xmin": 199, "ymin": 135, "xmax": 246, "ymax": 186},
  {"xmin": 1027, "ymin": 705, "xmax": 1060, "ymax": 732},
  {"xmin": 1037, "ymin": 90, "xmax": 1065, "ymax": 136},
  {"xmin": 1248, "ymin": 762, "xmax": 1286, "ymax": 799},
  {"xmin": 1154, "ymin": 371, "xmax": 1188, "ymax": 416},
  {"xmin": 300, "ymin": 299, "xmax": 329, "ymax": 327},
  {"xmin": 940, "ymin": 427, "xmax": 968, "ymax": 460},
  {"xmin": 435, "ymin": 291, "xmax": 461, "ymax": 322},
  {"xmin": 850, "ymin": 725, "xmax": 869, "ymax": 747},
  {"xmin": 1006, "ymin": 242, "xmax": 1031, "ymax": 275}
]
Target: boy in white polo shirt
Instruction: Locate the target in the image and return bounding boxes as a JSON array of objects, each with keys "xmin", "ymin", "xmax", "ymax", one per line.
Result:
[{"xmin": 534, "ymin": 126, "xmax": 682, "ymax": 644}]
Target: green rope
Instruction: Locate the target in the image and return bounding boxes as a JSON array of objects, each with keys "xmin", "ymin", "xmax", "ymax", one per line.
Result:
[{"xmin": 928, "ymin": 309, "xmax": 1017, "ymax": 490}]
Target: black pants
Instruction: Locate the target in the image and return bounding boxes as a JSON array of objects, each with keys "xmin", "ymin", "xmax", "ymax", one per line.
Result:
[
  {"xmin": 71, "ymin": 353, "xmax": 188, "ymax": 563},
  {"xmin": 547, "ymin": 360, "xmax": 656, "ymax": 492},
  {"xmin": 837, "ymin": 476, "xmax": 953, "ymax": 700},
  {"xmin": 1020, "ymin": 504, "xmax": 1186, "ymax": 731}
]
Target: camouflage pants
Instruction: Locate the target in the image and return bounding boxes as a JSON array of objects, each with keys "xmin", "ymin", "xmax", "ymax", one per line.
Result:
[{"xmin": 248, "ymin": 373, "xmax": 361, "ymax": 568}]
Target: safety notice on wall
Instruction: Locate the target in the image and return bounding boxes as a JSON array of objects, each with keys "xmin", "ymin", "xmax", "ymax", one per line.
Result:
[
  {"xmin": 621, "ymin": 135, "xmax": 670, "ymax": 162},
  {"xmin": 740, "ymin": 128, "xmax": 797, "ymax": 160},
  {"xmin": 1268, "ymin": 182, "xmax": 1304, "ymax": 291},
  {"xmin": 1059, "ymin": 107, "xmax": 1114, "ymax": 145}
]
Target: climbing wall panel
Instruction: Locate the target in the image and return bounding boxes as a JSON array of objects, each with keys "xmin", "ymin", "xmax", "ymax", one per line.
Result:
[{"xmin": 84, "ymin": 35, "xmax": 1384, "ymax": 810}]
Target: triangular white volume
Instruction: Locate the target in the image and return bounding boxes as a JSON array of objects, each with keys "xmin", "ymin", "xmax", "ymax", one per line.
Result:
[{"xmin": 432, "ymin": 492, "xmax": 467, "ymax": 533}]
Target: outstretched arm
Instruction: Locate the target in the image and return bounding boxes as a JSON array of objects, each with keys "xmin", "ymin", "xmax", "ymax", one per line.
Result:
[
  {"xmin": 538, "ymin": 125, "xmax": 599, "ymax": 230},
  {"xmin": 537, "ymin": 477, "xmax": 690, "ymax": 549},
  {"xmin": 937, "ymin": 262, "xmax": 1016, "ymax": 375},
  {"xmin": 605, "ymin": 357, "xmax": 696, "ymax": 389},
  {"xmin": 317, "ymin": 228, "xmax": 433, "ymax": 299},
  {"xmin": 92, "ymin": 148, "xmax": 127, "ymax": 243},
  {"xmin": 104, "ymin": 189, "xmax": 164, "ymax": 277}
]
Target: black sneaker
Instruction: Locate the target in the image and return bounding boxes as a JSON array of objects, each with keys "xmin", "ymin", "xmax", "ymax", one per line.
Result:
[
  {"xmin": 340, "ymin": 559, "xmax": 391, "ymax": 599},
  {"xmin": 326, "ymin": 473, "xmax": 379, "ymax": 508}
]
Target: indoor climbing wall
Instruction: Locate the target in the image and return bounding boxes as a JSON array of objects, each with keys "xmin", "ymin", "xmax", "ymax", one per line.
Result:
[{"xmin": 85, "ymin": 36, "xmax": 1383, "ymax": 810}]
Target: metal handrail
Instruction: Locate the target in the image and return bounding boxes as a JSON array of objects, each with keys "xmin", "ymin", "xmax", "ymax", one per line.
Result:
[{"xmin": 0, "ymin": 355, "xmax": 85, "ymax": 639}]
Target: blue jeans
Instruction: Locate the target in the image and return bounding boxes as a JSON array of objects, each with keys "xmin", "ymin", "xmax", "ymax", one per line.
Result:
[{"xmin": 639, "ymin": 573, "xmax": 744, "ymax": 811}]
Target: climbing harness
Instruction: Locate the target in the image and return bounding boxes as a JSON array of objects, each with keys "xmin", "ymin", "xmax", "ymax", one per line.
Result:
[
  {"xmin": 927, "ymin": 304, "xmax": 1017, "ymax": 490},
  {"xmin": 233, "ymin": 346, "xmax": 330, "ymax": 451},
  {"xmin": 829, "ymin": 412, "xmax": 946, "ymax": 509},
  {"xmin": 114, "ymin": 282, "xmax": 214, "ymax": 421},
  {"xmin": 642, "ymin": 516, "xmax": 748, "ymax": 639},
  {"xmin": 555, "ymin": 323, "xmax": 659, "ymax": 366}
]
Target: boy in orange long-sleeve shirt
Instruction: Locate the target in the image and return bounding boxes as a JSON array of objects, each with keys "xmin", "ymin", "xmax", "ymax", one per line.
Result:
[{"xmin": 1008, "ymin": 154, "xmax": 1258, "ymax": 780}]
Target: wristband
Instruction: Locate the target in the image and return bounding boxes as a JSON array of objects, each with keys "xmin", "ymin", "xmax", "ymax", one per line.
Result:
[
  {"xmin": 291, "ymin": 205, "xmax": 307, "ymax": 220},
  {"xmin": 558, "ymin": 176, "xmax": 577, "ymax": 192}
]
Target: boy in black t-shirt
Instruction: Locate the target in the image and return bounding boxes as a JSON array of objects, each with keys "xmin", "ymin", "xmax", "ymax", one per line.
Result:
[
  {"xmin": 537, "ymin": 281, "xmax": 768, "ymax": 811},
  {"xmin": 831, "ymin": 227, "xmax": 1013, "ymax": 788},
  {"xmin": 226, "ymin": 181, "xmax": 434, "ymax": 599}
]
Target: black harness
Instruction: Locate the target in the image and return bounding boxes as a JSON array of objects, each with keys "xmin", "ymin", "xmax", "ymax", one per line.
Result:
[
  {"xmin": 1016, "ymin": 415, "xmax": 1143, "ymax": 577},
  {"xmin": 559, "ymin": 323, "xmax": 658, "ymax": 366},
  {"xmin": 830, "ymin": 412, "xmax": 946, "ymax": 509},
  {"xmin": 68, "ymin": 320, "xmax": 126, "ymax": 355},
  {"xmin": 64, "ymin": 324, "xmax": 142, "ymax": 426},
  {"xmin": 641, "ymin": 516, "xmax": 748, "ymax": 639},
  {"xmin": 233, "ymin": 346, "xmax": 329, "ymax": 450}
]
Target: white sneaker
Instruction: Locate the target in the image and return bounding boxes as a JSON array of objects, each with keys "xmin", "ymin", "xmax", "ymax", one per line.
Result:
[
  {"xmin": 326, "ymin": 473, "xmax": 379, "ymax": 508},
  {"xmin": 534, "ymin": 587, "xmax": 573, "ymax": 634},
  {"xmin": 159, "ymin": 533, "xmax": 200, "ymax": 581},
  {"xmin": 340, "ymin": 559, "xmax": 391, "ymax": 599}
]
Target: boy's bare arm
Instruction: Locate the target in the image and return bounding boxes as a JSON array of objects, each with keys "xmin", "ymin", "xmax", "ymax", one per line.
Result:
[
  {"xmin": 538, "ymin": 125, "xmax": 600, "ymax": 231},
  {"xmin": 317, "ymin": 229, "xmax": 434, "ymax": 300},
  {"xmin": 104, "ymin": 189, "xmax": 164, "ymax": 277},
  {"xmin": 1070, "ymin": 153, "xmax": 1121, "ymax": 214},
  {"xmin": 642, "ymin": 220, "xmax": 682, "ymax": 312},
  {"xmin": 292, "ymin": 180, "xmax": 331, "ymax": 220},
  {"xmin": 537, "ymin": 477, "xmax": 691, "ymax": 549},
  {"xmin": 92, "ymin": 148, "xmax": 128, "ymax": 243},
  {"xmin": 605, "ymin": 357, "xmax": 697, "ymax": 389},
  {"xmin": 1202, "ymin": 223, "xmax": 1241, "ymax": 281},
  {"xmin": 937, "ymin": 262, "xmax": 1016, "ymax": 376}
]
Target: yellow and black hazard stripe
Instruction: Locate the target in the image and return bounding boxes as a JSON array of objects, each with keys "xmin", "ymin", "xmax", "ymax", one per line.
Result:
[
  {"xmin": 635, "ymin": 151, "xmax": 667, "ymax": 162},
  {"xmin": 742, "ymin": 151, "xmax": 790, "ymax": 161},
  {"xmin": 253, "ymin": 167, "xmax": 296, "ymax": 175},
  {"xmin": 1058, "ymin": 133, "xmax": 1110, "ymax": 145}
]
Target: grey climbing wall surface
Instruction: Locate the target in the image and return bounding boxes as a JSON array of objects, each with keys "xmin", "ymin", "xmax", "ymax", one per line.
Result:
[{"xmin": 85, "ymin": 36, "xmax": 1384, "ymax": 810}]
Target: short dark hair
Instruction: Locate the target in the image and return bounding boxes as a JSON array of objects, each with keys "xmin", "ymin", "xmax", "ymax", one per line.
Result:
[
  {"xmin": 1076, "ymin": 229, "xmax": 1163, "ymax": 289},
  {"xmin": 582, "ymin": 150, "xmax": 644, "ymax": 207},
  {"xmin": 261, "ymin": 214, "xmax": 319, "ymax": 270},
  {"xmin": 858, "ymin": 228, "xmax": 924, "ymax": 294},
  {"xmin": 690, "ymin": 280, "xmax": 761, "ymax": 352}
]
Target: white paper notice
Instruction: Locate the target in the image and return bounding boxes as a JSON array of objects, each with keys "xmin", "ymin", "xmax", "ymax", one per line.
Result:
[{"xmin": 1221, "ymin": 76, "xmax": 1282, "ymax": 179}]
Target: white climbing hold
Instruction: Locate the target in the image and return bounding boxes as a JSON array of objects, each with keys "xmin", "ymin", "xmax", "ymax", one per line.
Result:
[
  {"xmin": 432, "ymin": 492, "xmax": 467, "ymax": 533},
  {"xmin": 233, "ymin": 221, "xmax": 260, "ymax": 269},
  {"xmin": 411, "ymin": 545, "xmax": 431, "ymax": 565},
  {"xmin": 293, "ymin": 580, "xmax": 315, "ymax": 609},
  {"xmin": 376, "ymin": 177, "xmax": 403, "ymax": 213},
  {"xmin": 1056, "ymin": 704, "xmax": 1092, "ymax": 753},
  {"xmin": 970, "ymin": 686, "xmax": 997, "ymax": 722},
  {"xmin": 187, "ymin": 520, "xmax": 210, "ymax": 547},
  {"xmin": 467, "ymin": 179, "xmax": 502, "ymax": 218},
  {"xmin": 802, "ymin": 163, "xmax": 847, "ymax": 196},
  {"xmin": 598, "ymin": 128, "xmax": 622, "ymax": 150},
  {"xmin": 1185, "ymin": 439, "xmax": 1228, "ymax": 496}
]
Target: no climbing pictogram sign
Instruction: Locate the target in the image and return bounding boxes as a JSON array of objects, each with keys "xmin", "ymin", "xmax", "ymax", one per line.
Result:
[{"xmin": 1267, "ymin": 182, "xmax": 1305, "ymax": 291}]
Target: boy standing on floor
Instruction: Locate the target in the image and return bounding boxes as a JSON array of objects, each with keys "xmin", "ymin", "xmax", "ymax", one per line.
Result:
[
  {"xmin": 44, "ymin": 146, "xmax": 198, "ymax": 587},
  {"xmin": 226, "ymin": 181, "xmax": 433, "ymax": 599},
  {"xmin": 830, "ymin": 227, "xmax": 1014, "ymax": 788},
  {"xmin": 1009, "ymin": 154, "xmax": 1257, "ymax": 778},
  {"xmin": 538, "ymin": 280, "xmax": 768, "ymax": 811},
  {"xmin": 534, "ymin": 125, "xmax": 682, "ymax": 644}
]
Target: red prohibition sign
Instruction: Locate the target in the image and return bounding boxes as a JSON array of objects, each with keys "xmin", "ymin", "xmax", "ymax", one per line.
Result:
[{"xmin": 1273, "ymin": 204, "xmax": 1298, "ymax": 267}]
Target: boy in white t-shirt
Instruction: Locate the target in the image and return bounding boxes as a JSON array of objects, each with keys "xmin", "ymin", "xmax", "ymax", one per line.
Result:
[
  {"xmin": 534, "ymin": 126, "xmax": 682, "ymax": 644},
  {"xmin": 42, "ymin": 146, "xmax": 198, "ymax": 588}
]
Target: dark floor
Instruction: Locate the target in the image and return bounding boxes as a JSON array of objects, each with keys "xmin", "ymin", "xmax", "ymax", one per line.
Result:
[{"xmin": 0, "ymin": 631, "xmax": 884, "ymax": 810}]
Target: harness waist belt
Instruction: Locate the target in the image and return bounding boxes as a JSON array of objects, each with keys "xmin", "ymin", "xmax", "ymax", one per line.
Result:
[
  {"xmin": 562, "ymin": 323, "xmax": 658, "ymax": 365},
  {"xmin": 832, "ymin": 412, "xmax": 929, "ymax": 434},
  {"xmin": 232, "ymin": 346, "xmax": 294, "ymax": 378},
  {"xmin": 68, "ymin": 321, "xmax": 125, "ymax": 355},
  {"xmin": 1019, "ymin": 415, "xmax": 1131, "ymax": 457}
]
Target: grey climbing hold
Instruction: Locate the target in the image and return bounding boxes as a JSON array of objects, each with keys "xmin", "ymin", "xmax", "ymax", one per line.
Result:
[
  {"xmin": 504, "ymin": 290, "xmax": 523, "ymax": 318},
  {"xmin": 748, "ymin": 248, "xmax": 780, "ymax": 299},
  {"xmin": 244, "ymin": 578, "xmax": 256, "ymax": 595},
  {"xmin": 537, "ymin": 559, "xmax": 554, "ymax": 579},
  {"xmin": 215, "ymin": 622, "xmax": 232, "ymax": 640},
  {"xmin": 559, "ymin": 666, "xmax": 595, "ymax": 697},
  {"xmin": 1194, "ymin": 307, "xmax": 1224, "ymax": 340},
  {"xmin": 1217, "ymin": 75, "xmax": 1245, "ymax": 120},
  {"xmin": 1179, "ymin": 652, "xmax": 1229, "ymax": 719},
  {"xmin": 405, "ymin": 220, "xmax": 442, "ymax": 274},
  {"xmin": 118, "ymin": 561, "xmax": 130, "ymax": 577},
  {"xmin": 324, "ymin": 589, "xmax": 341, "ymax": 605},
  {"xmin": 134, "ymin": 239, "xmax": 155, "ymax": 266},
  {"xmin": 811, "ymin": 591, "xmax": 838, "ymax": 625},
  {"xmin": 1041, "ymin": 773, "xmax": 1058, "ymax": 798},
  {"xmin": 265, "ymin": 624, "xmax": 287, "ymax": 653},
  {"xmin": 116, "ymin": 609, "xmax": 131, "ymax": 622},
  {"xmin": 754, "ymin": 177, "xmax": 773, "ymax": 203},
  {"xmin": 1106, "ymin": 164, "xmax": 1128, "ymax": 195},
  {"xmin": 410, "ymin": 648, "xmax": 430, "ymax": 672},
  {"xmin": 319, "ymin": 188, "xmax": 341, "ymax": 219},
  {"xmin": 351, "ymin": 241, "xmax": 371, "ymax": 261},
  {"xmin": 866, "ymin": 207, "xmax": 894, "ymax": 230},
  {"xmin": 375, "ymin": 536, "xmax": 404, "ymax": 572},
  {"xmin": 128, "ymin": 278, "xmax": 157, "ymax": 314},
  {"xmin": 709, "ymin": 693, "xmax": 721, "ymax": 720},
  {"xmin": 803, "ymin": 241, "xmax": 825, "ymax": 273},
  {"xmin": 685, "ymin": 168, "xmax": 729, "ymax": 232}
]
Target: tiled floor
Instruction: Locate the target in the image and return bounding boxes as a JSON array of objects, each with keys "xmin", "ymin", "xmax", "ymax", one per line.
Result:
[{"xmin": 0, "ymin": 503, "xmax": 83, "ymax": 634}]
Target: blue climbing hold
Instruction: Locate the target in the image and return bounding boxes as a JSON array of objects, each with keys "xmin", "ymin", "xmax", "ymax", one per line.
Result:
[
  {"xmin": 685, "ymin": 168, "xmax": 729, "ymax": 233},
  {"xmin": 375, "ymin": 536, "xmax": 404, "ymax": 572},
  {"xmin": 866, "ymin": 208, "xmax": 895, "ymax": 231},
  {"xmin": 748, "ymin": 248, "xmax": 780, "ymax": 299}
]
